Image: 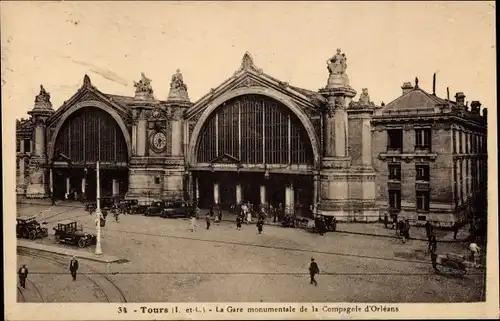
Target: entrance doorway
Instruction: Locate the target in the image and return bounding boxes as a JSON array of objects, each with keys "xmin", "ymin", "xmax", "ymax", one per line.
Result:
[
  {"xmin": 193, "ymin": 171, "xmax": 314, "ymax": 214},
  {"xmin": 52, "ymin": 167, "xmax": 128, "ymax": 201}
]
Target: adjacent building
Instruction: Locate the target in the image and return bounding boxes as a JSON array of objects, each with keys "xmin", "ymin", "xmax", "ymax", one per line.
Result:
[
  {"xmin": 371, "ymin": 79, "xmax": 487, "ymax": 226},
  {"xmin": 15, "ymin": 52, "xmax": 488, "ymax": 225}
]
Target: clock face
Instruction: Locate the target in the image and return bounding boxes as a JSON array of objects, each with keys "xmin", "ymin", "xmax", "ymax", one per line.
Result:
[{"xmin": 152, "ymin": 131, "xmax": 167, "ymax": 152}]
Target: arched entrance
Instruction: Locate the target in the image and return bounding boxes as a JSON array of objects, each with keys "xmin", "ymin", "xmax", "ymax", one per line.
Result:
[
  {"xmin": 51, "ymin": 107, "xmax": 129, "ymax": 201},
  {"xmin": 191, "ymin": 94, "xmax": 315, "ymax": 217}
]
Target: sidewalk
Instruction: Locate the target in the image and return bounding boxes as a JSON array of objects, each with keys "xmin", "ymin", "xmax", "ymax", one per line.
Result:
[
  {"xmin": 214, "ymin": 210, "xmax": 469, "ymax": 243},
  {"xmin": 17, "ymin": 239, "xmax": 125, "ymax": 263}
]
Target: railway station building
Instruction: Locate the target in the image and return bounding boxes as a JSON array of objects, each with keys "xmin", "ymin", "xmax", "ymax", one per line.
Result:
[{"xmin": 16, "ymin": 52, "xmax": 488, "ymax": 225}]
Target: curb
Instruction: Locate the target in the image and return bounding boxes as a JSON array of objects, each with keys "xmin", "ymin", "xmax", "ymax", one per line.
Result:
[{"xmin": 17, "ymin": 245, "xmax": 125, "ymax": 264}]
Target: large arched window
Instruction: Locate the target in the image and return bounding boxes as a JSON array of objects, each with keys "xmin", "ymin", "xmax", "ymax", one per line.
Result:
[
  {"xmin": 53, "ymin": 107, "xmax": 128, "ymax": 164},
  {"xmin": 197, "ymin": 94, "xmax": 313, "ymax": 165}
]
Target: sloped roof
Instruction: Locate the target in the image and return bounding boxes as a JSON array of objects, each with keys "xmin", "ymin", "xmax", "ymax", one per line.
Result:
[
  {"xmin": 104, "ymin": 94, "xmax": 139, "ymax": 108},
  {"xmin": 382, "ymin": 87, "xmax": 448, "ymax": 112}
]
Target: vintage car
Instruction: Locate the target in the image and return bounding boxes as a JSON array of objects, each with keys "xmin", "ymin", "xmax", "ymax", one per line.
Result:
[
  {"xmin": 53, "ymin": 220, "xmax": 97, "ymax": 248},
  {"xmin": 16, "ymin": 216, "xmax": 48, "ymax": 240},
  {"xmin": 144, "ymin": 200, "xmax": 166, "ymax": 217},
  {"xmin": 119, "ymin": 199, "xmax": 138, "ymax": 214},
  {"xmin": 160, "ymin": 200, "xmax": 194, "ymax": 219}
]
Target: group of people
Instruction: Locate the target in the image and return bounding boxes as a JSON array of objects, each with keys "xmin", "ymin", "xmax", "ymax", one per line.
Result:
[{"xmin": 18, "ymin": 256, "xmax": 79, "ymax": 290}]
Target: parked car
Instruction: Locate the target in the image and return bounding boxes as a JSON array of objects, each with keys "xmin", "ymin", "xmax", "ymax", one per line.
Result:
[
  {"xmin": 144, "ymin": 201, "xmax": 166, "ymax": 217},
  {"xmin": 53, "ymin": 220, "xmax": 97, "ymax": 248},
  {"xmin": 161, "ymin": 200, "xmax": 194, "ymax": 219},
  {"xmin": 16, "ymin": 216, "xmax": 48, "ymax": 240}
]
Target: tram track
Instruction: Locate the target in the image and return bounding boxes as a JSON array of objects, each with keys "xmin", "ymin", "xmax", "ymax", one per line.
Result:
[
  {"xmin": 25, "ymin": 278, "xmax": 45, "ymax": 302},
  {"xmin": 17, "ymin": 286, "xmax": 26, "ymax": 302},
  {"xmin": 18, "ymin": 248, "xmax": 127, "ymax": 302}
]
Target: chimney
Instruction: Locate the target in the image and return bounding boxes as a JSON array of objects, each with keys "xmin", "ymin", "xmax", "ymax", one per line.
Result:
[
  {"xmin": 446, "ymin": 87, "xmax": 450, "ymax": 100},
  {"xmin": 455, "ymin": 92, "xmax": 465, "ymax": 107},
  {"xmin": 470, "ymin": 101, "xmax": 481, "ymax": 115},
  {"xmin": 482, "ymin": 108, "xmax": 487, "ymax": 121},
  {"xmin": 401, "ymin": 82, "xmax": 413, "ymax": 95},
  {"xmin": 432, "ymin": 73, "xmax": 436, "ymax": 95}
]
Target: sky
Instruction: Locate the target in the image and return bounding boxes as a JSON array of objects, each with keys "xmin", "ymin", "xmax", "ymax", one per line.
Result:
[{"xmin": 1, "ymin": 1, "xmax": 496, "ymax": 120}]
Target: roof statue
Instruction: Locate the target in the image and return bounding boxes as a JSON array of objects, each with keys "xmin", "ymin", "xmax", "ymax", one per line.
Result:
[
  {"xmin": 327, "ymin": 49, "xmax": 348, "ymax": 75},
  {"xmin": 241, "ymin": 52, "xmax": 255, "ymax": 70},
  {"xmin": 167, "ymin": 69, "xmax": 190, "ymax": 102},
  {"xmin": 35, "ymin": 85, "xmax": 51, "ymax": 103},
  {"xmin": 134, "ymin": 72, "xmax": 154, "ymax": 95},
  {"xmin": 359, "ymin": 88, "xmax": 373, "ymax": 105},
  {"xmin": 325, "ymin": 49, "xmax": 351, "ymax": 89},
  {"xmin": 83, "ymin": 74, "xmax": 92, "ymax": 87}
]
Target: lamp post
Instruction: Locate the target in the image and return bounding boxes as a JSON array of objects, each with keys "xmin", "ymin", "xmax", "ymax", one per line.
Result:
[{"xmin": 95, "ymin": 161, "xmax": 103, "ymax": 255}]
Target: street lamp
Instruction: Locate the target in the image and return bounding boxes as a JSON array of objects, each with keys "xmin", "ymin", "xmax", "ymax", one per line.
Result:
[{"xmin": 95, "ymin": 161, "xmax": 103, "ymax": 255}]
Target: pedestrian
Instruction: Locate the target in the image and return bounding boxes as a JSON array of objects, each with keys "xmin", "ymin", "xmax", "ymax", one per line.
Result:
[
  {"xmin": 18, "ymin": 264, "xmax": 28, "ymax": 289},
  {"xmin": 404, "ymin": 220, "xmax": 411, "ymax": 239},
  {"xmin": 69, "ymin": 256, "xmax": 79, "ymax": 281},
  {"xmin": 308, "ymin": 258, "xmax": 319, "ymax": 286},
  {"xmin": 273, "ymin": 205, "xmax": 278, "ymax": 223},
  {"xmin": 452, "ymin": 222, "xmax": 459, "ymax": 240},
  {"xmin": 278, "ymin": 203, "xmax": 284, "ymax": 222},
  {"xmin": 257, "ymin": 218, "xmax": 264, "ymax": 234},
  {"xmin": 430, "ymin": 250, "xmax": 439, "ymax": 273},
  {"xmin": 383, "ymin": 213, "xmax": 388, "ymax": 228},
  {"xmin": 428, "ymin": 235, "xmax": 437, "ymax": 254},
  {"xmin": 469, "ymin": 242, "xmax": 481, "ymax": 265},
  {"xmin": 114, "ymin": 209, "xmax": 119, "ymax": 222},
  {"xmin": 190, "ymin": 216, "xmax": 197, "ymax": 232},
  {"xmin": 51, "ymin": 194, "xmax": 56, "ymax": 206},
  {"xmin": 424, "ymin": 220, "xmax": 433, "ymax": 241},
  {"xmin": 392, "ymin": 215, "xmax": 398, "ymax": 229},
  {"xmin": 236, "ymin": 215, "xmax": 242, "ymax": 231},
  {"xmin": 246, "ymin": 209, "xmax": 252, "ymax": 225},
  {"xmin": 205, "ymin": 214, "xmax": 211, "ymax": 230}
]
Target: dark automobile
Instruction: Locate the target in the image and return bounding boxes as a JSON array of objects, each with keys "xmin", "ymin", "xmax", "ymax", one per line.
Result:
[
  {"xmin": 101, "ymin": 197, "xmax": 115, "ymax": 210},
  {"xmin": 144, "ymin": 201, "xmax": 166, "ymax": 217},
  {"xmin": 16, "ymin": 216, "xmax": 48, "ymax": 240},
  {"xmin": 161, "ymin": 200, "xmax": 194, "ymax": 219},
  {"xmin": 53, "ymin": 220, "xmax": 97, "ymax": 248}
]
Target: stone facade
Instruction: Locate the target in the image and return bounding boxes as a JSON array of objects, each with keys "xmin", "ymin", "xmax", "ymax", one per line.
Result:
[
  {"xmin": 371, "ymin": 80, "xmax": 487, "ymax": 227},
  {"xmin": 15, "ymin": 53, "xmax": 488, "ymax": 225}
]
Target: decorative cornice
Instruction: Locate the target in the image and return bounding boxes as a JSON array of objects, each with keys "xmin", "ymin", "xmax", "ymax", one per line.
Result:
[{"xmin": 378, "ymin": 153, "xmax": 438, "ymax": 162}]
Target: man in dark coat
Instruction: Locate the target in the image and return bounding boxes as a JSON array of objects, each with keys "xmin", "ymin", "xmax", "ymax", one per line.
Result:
[
  {"xmin": 424, "ymin": 220, "xmax": 433, "ymax": 241},
  {"xmin": 205, "ymin": 214, "xmax": 211, "ymax": 230},
  {"xmin": 69, "ymin": 256, "xmax": 79, "ymax": 281},
  {"xmin": 383, "ymin": 213, "xmax": 388, "ymax": 228},
  {"xmin": 236, "ymin": 216, "xmax": 242, "ymax": 231},
  {"xmin": 309, "ymin": 258, "xmax": 319, "ymax": 286},
  {"xmin": 18, "ymin": 264, "xmax": 28, "ymax": 288},
  {"xmin": 257, "ymin": 218, "xmax": 264, "ymax": 234},
  {"xmin": 452, "ymin": 222, "xmax": 459, "ymax": 240},
  {"xmin": 428, "ymin": 235, "xmax": 437, "ymax": 254}
]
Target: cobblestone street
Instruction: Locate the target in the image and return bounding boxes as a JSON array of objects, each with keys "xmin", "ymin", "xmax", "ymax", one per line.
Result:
[{"xmin": 17, "ymin": 201, "xmax": 485, "ymax": 302}]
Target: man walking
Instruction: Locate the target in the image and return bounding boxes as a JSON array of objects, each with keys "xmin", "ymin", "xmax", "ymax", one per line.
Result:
[
  {"xmin": 51, "ymin": 194, "xmax": 57, "ymax": 206},
  {"xmin": 205, "ymin": 213, "xmax": 211, "ymax": 230},
  {"xmin": 425, "ymin": 220, "xmax": 433, "ymax": 241},
  {"xmin": 18, "ymin": 264, "xmax": 28, "ymax": 289},
  {"xmin": 452, "ymin": 222, "xmax": 459, "ymax": 240},
  {"xmin": 309, "ymin": 258, "xmax": 319, "ymax": 286},
  {"xmin": 257, "ymin": 218, "xmax": 264, "ymax": 234},
  {"xmin": 190, "ymin": 215, "xmax": 197, "ymax": 232},
  {"xmin": 383, "ymin": 213, "xmax": 388, "ymax": 228},
  {"xmin": 236, "ymin": 215, "xmax": 242, "ymax": 231},
  {"xmin": 69, "ymin": 256, "xmax": 79, "ymax": 281}
]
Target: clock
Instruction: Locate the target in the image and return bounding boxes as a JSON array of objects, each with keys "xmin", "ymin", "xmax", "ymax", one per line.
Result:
[{"xmin": 151, "ymin": 131, "xmax": 167, "ymax": 153}]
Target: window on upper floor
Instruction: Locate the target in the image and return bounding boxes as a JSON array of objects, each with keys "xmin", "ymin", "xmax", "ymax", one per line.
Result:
[
  {"xmin": 388, "ymin": 190, "xmax": 401, "ymax": 209},
  {"xmin": 23, "ymin": 139, "xmax": 31, "ymax": 153},
  {"xmin": 387, "ymin": 129, "xmax": 403, "ymax": 151},
  {"xmin": 416, "ymin": 164, "xmax": 430, "ymax": 181},
  {"xmin": 452, "ymin": 129, "xmax": 457, "ymax": 154},
  {"xmin": 388, "ymin": 164, "xmax": 402, "ymax": 180},
  {"xmin": 415, "ymin": 128, "xmax": 431, "ymax": 150},
  {"xmin": 459, "ymin": 131, "xmax": 463, "ymax": 154},
  {"xmin": 416, "ymin": 191, "xmax": 430, "ymax": 211},
  {"xmin": 154, "ymin": 176, "xmax": 161, "ymax": 185}
]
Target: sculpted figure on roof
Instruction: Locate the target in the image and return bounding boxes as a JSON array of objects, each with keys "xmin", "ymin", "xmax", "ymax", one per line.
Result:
[
  {"xmin": 327, "ymin": 49, "xmax": 348, "ymax": 75},
  {"xmin": 171, "ymin": 69, "xmax": 187, "ymax": 91},
  {"xmin": 134, "ymin": 72, "xmax": 154, "ymax": 94},
  {"xmin": 35, "ymin": 85, "xmax": 51, "ymax": 103}
]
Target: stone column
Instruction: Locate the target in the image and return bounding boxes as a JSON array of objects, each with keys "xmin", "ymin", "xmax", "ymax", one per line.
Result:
[
  {"xmin": 213, "ymin": 182, "xmax": 220, "ymax": 204},
  {"xmin": 112, "ymin": 178, "xmax": 119, "ymax": 197},
  {"xmin": 313, "ymin": 174, "xmax": 319, "ymax": 212},
  {"xmin": 34, "ymin": 125, "xmax": 45, "ymax": 156},
  {"xmin": 285, "ymin": 183, "xmax": 295, "ymax": 215},
  {"xmin": 18, "ymin": 157, "xmax": 25, "ymax": 186},
  {"xmin": 136, "ymin": 112, "xmax": 147, "ymax": 157},
  {"xmin": 171, "ymin": 119, "xmax": 183, "ymax": 156},
  {"xmin": 260, "ymin": 184, "xmax": 266, "ymax": 205},
  {"xmin": 49, "ymin": 169, "xmax": 54, "ymax": 194},
  {"xmin": 65, "ymin": 177, "xmax": 71, "ymax": 199},
  {"xmin": 195, "ymin": 177, "xmax": 200, "ymax": 201},
  {"xmin": 236, "ymin": 184, "xmax": 242, "ymax": 204},
  {"xmin": 81, "ymin": 177, "xmax": 86, "ymax": 196}
]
